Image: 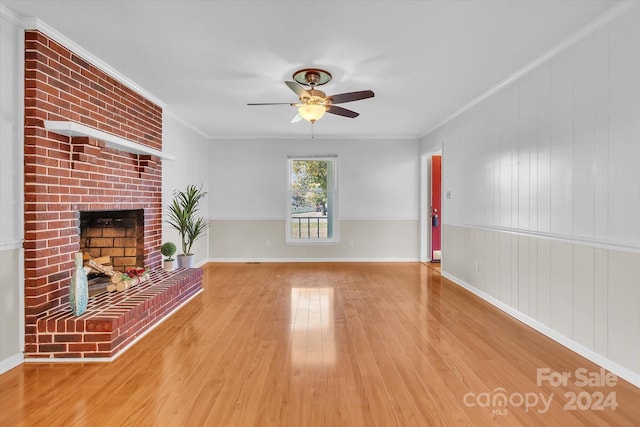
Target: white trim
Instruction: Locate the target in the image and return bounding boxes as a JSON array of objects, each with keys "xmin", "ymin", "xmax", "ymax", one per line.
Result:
[
  {"xmin": 285, "ymin": 240, "xmax": 341, "ymax": 246},
  {"xmin": 0, "ymin": 3, "xmax": 22, "ymax": 26},
  {"xmin": 286, "ymin": 156, "xmax": 340, "ymax": 245},
  {"xmin": 0, "ymin": 240, "xmax": 23, "ymax": 251},
  {"xmin": 209, "ymin": 217, "xmax": 419, "ymax": 221},
  {"xmin": 420, "ymin": 1, "xmax": 639, "ymax": 138},
  {"xmin": 163, "ymin": 109, "xmax": 209, "ymax": 139},
  {"xmin": 441, "ymin": 271, "xmax": 640, "ymax": 389},
  {"xmin": 205, "ymin": 257, "xmax": 420, "ymax": 263},
  {"xmin": 44, "ymin": 120, "xmax": 175, "ymax": 160},
  {"xmin": 0, "ymin": 352, "xmax": 24, "ymax": 374},
  {"xmin": 24, "ymin": 288, "xmax": 202, "ymax": 364},
  {"xmin": 210, "ymin": 217, "xmax": 284, "ymax": 221},
  {"xmin": 208, "ymin": 134, "xmax": 420, "ymax": 141},
  {"xmin": 341, "ymin": 217, "xmax": 419, "ymax": 221},
  {"xmin": 20, "ymin": 17, "xmax": 166, "ymax": 109},
  {"xmin": 17, "ymin": 23, "xmax": 26, "ymax": 359},
  {"xmin": 288, "ymin": 153, "xmax": 339, "ymax": 159},
  {"xmin": 444, "ymin": 222, "xmax": 640, "ymax": 254}
]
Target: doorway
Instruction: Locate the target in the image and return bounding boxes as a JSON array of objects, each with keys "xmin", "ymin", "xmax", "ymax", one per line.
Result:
[
  {"xmin": 431, "ymin": 155, "xmax": 442, "ymax": 262},
  {"xmin": 420, "ymin": 151, "xmax": 443, "ymax": 263}
]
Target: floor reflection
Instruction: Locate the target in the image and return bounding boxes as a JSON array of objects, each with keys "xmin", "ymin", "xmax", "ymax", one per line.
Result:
[{"xmin": 290, "ymin": 287, "xmax": 336, "ymax": 367}]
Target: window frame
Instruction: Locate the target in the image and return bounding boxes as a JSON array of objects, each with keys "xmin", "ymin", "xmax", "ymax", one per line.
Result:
[{"xmin": 286, "ymin": 154, "xmax": 339, "ymax": 245}]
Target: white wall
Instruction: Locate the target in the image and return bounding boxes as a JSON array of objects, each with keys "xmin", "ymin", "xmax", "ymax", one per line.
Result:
[
  {"xmin": 208, "ymin": 137, "xmax": 420, "ymax": 260},
  {"xmin": 421, "ymin": 5, "xmax": 640, "ymax": 385},
  {"xmin": 0, "ymin": 5, "xmax": 24, "ymax": 373},
  {"xmin": 162, "ymin": 112, "xmax": 212, "ymax": 265}
]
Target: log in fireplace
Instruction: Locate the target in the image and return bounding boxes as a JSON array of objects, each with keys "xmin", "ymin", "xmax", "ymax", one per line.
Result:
[{"xmin": 80, "ymin": 210, "xmax": 144, "ymax": 295}]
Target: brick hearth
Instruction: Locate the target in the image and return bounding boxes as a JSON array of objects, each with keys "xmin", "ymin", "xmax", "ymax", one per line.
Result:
[{"xmin": 27, "ymin": 268, "xmax": 203, "ymax": 359}]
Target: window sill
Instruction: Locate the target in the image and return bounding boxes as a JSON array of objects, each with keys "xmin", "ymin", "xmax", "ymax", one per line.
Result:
[{"xmin": 285, "ymin": 239, "xmax": 340, "ymax": 246}]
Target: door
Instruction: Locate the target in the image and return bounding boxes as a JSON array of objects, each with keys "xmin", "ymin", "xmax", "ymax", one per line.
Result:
[{"xmin": 431, "ymin": 155, "xmax": 441, "ymax": 261}]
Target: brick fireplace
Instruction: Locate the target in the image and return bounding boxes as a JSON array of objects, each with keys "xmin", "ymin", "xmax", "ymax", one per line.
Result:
[{"xmin": 23, "ymin": 30, "xmax": 202, "ymax": 359}]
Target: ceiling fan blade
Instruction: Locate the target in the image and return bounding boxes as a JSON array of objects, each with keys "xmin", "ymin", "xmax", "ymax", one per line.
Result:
[
  {"xmin": 328, "ymin": 90, "xmax": 375, "ymax": 104},
  {"xmin": 285, "ymin": 81, "xmax": 311, "ymax": 99},
  {"xmin": 247, "ymin": 102, "xmax": 296, "ymax": 106},
  {"xmin": 326, "ymin": 105, "xmax": 360, "ymax": 118},
  {"xmin": 291, "ymin": 113, "xmax": 303, "ymax": 123}
]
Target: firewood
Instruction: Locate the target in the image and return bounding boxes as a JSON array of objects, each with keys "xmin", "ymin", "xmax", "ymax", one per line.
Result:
[
  {"xmin": 110, "ymin": 273, "xmax": 124, "ymax": 284},
  {"xmin": 104, "ymin": 269, "xmax": 149, "ymax": 292},
  {"xmin": 92, "ymin": 256, "xmax": 111, "ymax": 265},
  {"xmin": 88, "ymin": 260, "xmax": 116, "ymax": 277}
]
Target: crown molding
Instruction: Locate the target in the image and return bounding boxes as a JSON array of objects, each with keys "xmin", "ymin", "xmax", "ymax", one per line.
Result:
[
  {"xmin": 163, "ymin": 109, "xmax": 210, "ymax": 139},
  {"xmin": 207, "ymin": 133, "xmax": 420, "ymax": 141},
  {"xmin": 19, "ymin": 16, "xmax": 166, "ymax": 109},
  {"xmin": 0, "ymin": 3, "xmax": 22, "ymax": 26},
  {"xmin": 420, "ymin": 0, "xmax": 640, "ymax": 139}
]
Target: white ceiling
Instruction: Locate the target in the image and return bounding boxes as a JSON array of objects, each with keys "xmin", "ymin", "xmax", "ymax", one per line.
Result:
[{"xmin": 1, "ymin": 0, "xmax": 621, "ymax": 140}]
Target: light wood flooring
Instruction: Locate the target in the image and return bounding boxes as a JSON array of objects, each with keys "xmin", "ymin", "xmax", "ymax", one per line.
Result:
[{"xmin": 1, "ymin": 262, "xmax": 639, "ymax": 426}]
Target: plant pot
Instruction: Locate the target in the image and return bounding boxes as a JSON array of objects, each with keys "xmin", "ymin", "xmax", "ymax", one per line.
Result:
[
  {"xmin": 177, "ymin": 254, "xmax": 195, "ymax": 268},
  {"xmin": 163, "ymin": 260, "xmax": 176, "ymax": 271}
]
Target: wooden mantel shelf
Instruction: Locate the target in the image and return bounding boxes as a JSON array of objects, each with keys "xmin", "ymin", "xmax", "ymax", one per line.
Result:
[{"xmin": 44, "ymin": 120, "xmax": 176, "ymax": 161}]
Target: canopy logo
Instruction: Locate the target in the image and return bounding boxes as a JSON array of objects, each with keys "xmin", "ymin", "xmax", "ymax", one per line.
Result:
[
  {"xmin": 463, "ymin": 388, "xmax": 553, "ymax": 416},
  {"xmin": 462, "ymin": 367, "xmax": 619, "ymax": 416}
]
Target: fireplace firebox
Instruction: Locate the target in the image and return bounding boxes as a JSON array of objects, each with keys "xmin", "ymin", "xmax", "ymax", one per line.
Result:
[
  {"xmin": 79, "ymin": 209, "xmax": 145, "ymax": 295},
  {"xmin": 80, "ymin": 210, "xmax": 144, "ymax": 269}
]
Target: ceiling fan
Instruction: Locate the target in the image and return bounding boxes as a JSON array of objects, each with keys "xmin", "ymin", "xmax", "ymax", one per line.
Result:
[{"xmin": 248, "ymin": 68, "xmax": 375, "ymax": 124}]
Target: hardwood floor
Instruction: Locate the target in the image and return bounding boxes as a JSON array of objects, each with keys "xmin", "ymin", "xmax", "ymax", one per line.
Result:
[{"xmin": 1, "ymin": 262, "xmax": 639, "ymax": 426}]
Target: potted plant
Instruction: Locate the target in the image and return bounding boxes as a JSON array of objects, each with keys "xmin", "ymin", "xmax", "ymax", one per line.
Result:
[
  {"xmin": 161, "ymin": 242, "xmax": 177, "ymax": 271},
  {"xmin": 166, "ymin": 184, "xmax": 208, "ymax": 268}
]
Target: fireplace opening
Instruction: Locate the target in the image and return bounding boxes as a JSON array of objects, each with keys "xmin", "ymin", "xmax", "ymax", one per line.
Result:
[{"xmin": 80, "ymin": 209, "xmax": 145, "ymax": 295}]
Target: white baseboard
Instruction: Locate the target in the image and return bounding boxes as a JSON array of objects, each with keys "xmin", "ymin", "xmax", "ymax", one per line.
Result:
[
  {"xmin": 0, "ymin": 352, "xmax": 24, "ymax": 374},
  {"xmin": 441, "ymin": 271, "xmax": 640, "ymax": 389},
  {"xmin": 205, "ymin": 257, "xmax": 420, "ymax": 263}
]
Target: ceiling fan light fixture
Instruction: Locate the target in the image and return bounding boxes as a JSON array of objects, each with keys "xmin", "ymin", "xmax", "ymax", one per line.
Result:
[
  {"xmin": 248, "ymin": 68, "xmax": 374, "ymax": 126},
  {"xmin": 298, "ymin": 104, "xmax": 326, "ymax": 123}
]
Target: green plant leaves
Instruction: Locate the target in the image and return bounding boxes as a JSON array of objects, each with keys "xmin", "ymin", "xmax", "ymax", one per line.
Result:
[{"xmin": 166, "ymin": 184, "xmax": 208, "ymax": 256}]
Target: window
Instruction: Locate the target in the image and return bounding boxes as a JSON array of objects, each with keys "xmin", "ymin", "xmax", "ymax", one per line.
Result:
[{"xmin": 287, "ymin": 155, "xmax": 338, "ymax": 244}]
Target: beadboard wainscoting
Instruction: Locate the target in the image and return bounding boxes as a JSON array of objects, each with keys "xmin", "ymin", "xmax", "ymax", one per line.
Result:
[
  {"xmin": 0, "ymin": 244, "xmax": 24, "ymax": 373},
  {"xmin": 442, "ymin": 224, "xmax": 640, "ymax": 387}
]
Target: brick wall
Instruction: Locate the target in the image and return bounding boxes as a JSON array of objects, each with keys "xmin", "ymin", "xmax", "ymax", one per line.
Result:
[{"xmin": 23, "ymin": 30, "xmax": 164, "ymax": 355}]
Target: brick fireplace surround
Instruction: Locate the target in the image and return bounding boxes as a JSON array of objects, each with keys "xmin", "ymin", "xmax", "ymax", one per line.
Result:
[{"xmin": 23, "ymin": 30, "xmax": 202, "ymax": 359}]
